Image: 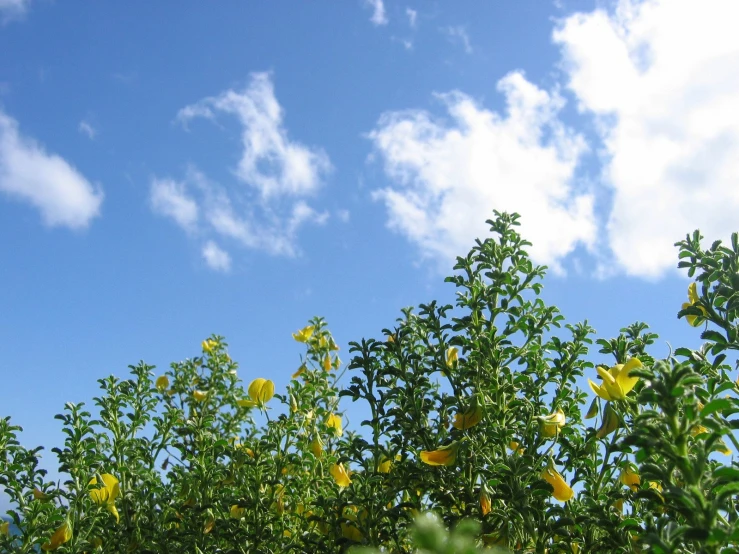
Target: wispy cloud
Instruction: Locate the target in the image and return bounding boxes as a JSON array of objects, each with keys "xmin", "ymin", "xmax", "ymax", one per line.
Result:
[
  {"xmin": 78, "ymin": 120, "xmax": 97, "ymax": 140},
  {"xmin": 0, "ymin": 0, "xmax": 30, "ymax": 23},
  {"xmin": 444, "ymin": 25, "xmax": 472, "ymax": 54},
  {"xmin": 364, "ymin": 0, "xmax": 388, "ymax": 26},
  {"xmin": 177, "ymin": 72, "xmax": 331, "ymax": 199},
  {"xmin": 202, "ymin": 241, "xmax": 232, "ymax": 272},
  {"xmin": 0, "ymin": 110, "xmax": 103, "ymax": 228},
  {"xmin": 154, "ymin": 73, "xmax": 332, "ymax": 270},
  {"xmin": 406, "ymin": 8, "xmax": 417, "ymax": 28},
  {"xmin": 554, "ymin": 0, "xmax": 739, "ymax": 279},
  {"xmin": 150, "ymin": 177, "xmax": 199, "ymax": 232},
  {"xmin": 368, "ymin": 72, "xmax": 595, "ymax": 274}
]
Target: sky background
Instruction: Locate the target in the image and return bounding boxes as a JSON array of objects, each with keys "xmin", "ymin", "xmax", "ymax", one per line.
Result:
[{"xmin": 2, "ymin": 0, "xmax": 739, "ymax": 510}]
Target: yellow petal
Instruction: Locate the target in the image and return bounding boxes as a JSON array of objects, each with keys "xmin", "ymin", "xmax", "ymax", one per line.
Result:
[
  {"xmin": 330, "ymin": 463, "xmax": 352, "ymax": 487},
  {"xmin": 419, "ymin": 442, "xmax": 458, "ymax": 466},
  {"xmin": 155, "ymin": 375, "xmax": 169, "ymax": 391},
  {"xmin": 292, "ymin": 325, "xmax": 315, "ymax": 343},
  {"xmin": 322, "ymin": 353, "xmax": 332, "ymax": 372},
  {"xmin": 619, "ymin": 466, "xmax": 641, "ymax": 492},
  {"xmin": 100, "ymin": 474, "xmax": 119, "ymax": 501},
  {"xmin": 688, "ymin": 282, "xmax": 700, "ymax": 304},
  {"xmin": 310, "ymin": 436, "xmax": 323, "ymax": 458},
  {"xmin": 446, "ymin": 347, "xmax": 459, "ymax": 368},
  {"xmin": 1, "ymin": 521, "xmax": 10, "ymax": 535},
  {"xmin": 539, "ymin": 408, "xmax": 565, "ymax": 438},
  {"xmin": 202, "ymin": 339, "xmax": 217, "ymax": 353},
  {"xmin": 615, "ymin": 358, "xmax": 641, "ymax": 396},
  {"xmin": 541, "ymin": 463, "xmax": 574, "ymax": 502},
  {"xmin": 508, "ymin": 441, "xmax": 525, "ymax": 454},
  {"xmin": 341, "ymin": 523, "xmax": 363, "ymax": 541},
  {"xmin": 193, "ymin": 390, "xmax": 209, "ymax": 402},
  {"xmin": 588, "ymin": 378, "xmax": 613, "ymax": 402},
  {"xmin": 326, "ymin": 413, "xmax": 343, "ymax": 436},
  {"xmin": 452, "ymin": 404, "xmax": 483, "ymax": 430},
  {"xmin": 230, "ymin": 505, "xmax": 246, "ymax": 519},
  {"xmin": 41, "ymin": 521, "xmax": 72, "ymax": 551},
  {"xmin": 107, "ymin": 503, "xmax": 120, "ymax": 523},
  {"xmin": 247, "ymin": 378, "xmax": 275, "ymax": 405},
  {"xmin": 378, "ymin": 455, "xmax": 395, "ymax": 474},
  {"xmin": 480, "ymin": 490, "xmax": 492, "ymax": 516},
  {"xmin": 33, "ymin": 488, "xmax": 51, "ymax": 501},
  {"xmin": 237, "ymin": 399, "xmax": 256, "ymax": 408},
  {"xmin": 292, "ymin": 364, "xmax": 307, "ymax": 379}
]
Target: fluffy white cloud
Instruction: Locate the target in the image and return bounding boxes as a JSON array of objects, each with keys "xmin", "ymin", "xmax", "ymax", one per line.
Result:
[
  {"xmin": 365, "ymin": 0, "xmax": 388, "ymax": 26},
  {"xmin": 177, "ymin": 72, "xmax": 331, "ymax": 199},
  {"xmin": 0, "ymin": 110, "xmax": 103, "ymax": 228},
  {"xmin": 554, "ymin": 0, "xmax": 739, "ymax": 278},
  {"xmin": 202, "ymin": 241, "xmax": 231, "ymax": 272},
  {"xmin": 406, "ymin": 8, "xmax": 417, "ymax": 28},
  {"xmin": 150, "ymin": 177, "xmax": 199, "ymax": 232},
  {"xmin": 78, "ymin": 120, "xmax": 96, "ymax": 140},
  {"xmin": 368, "ymin": 71, "xmax": 596, "ymax": 273},
  {"xmin": 0, "ymin": 0, "xmax": 29, "ymax": 23}
]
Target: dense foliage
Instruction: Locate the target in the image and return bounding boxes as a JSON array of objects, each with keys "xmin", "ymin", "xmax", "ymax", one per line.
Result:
[{"xmin": 2, "ymin": 212, "xmax": 738, "ymax": 553}]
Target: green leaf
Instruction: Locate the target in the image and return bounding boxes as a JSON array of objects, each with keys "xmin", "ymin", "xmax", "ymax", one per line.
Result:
[{"xmin": 701, "ymin": 398, "xmax": 733, "ymax": 418}]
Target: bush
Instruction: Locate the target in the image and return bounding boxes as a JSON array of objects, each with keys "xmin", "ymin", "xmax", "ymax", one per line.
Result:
[{"xmin": 1, "ymin": 212, "xmax": 738, "ymax": 553}]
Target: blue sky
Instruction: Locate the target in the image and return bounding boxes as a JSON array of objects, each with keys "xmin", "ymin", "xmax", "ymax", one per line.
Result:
[{"xmin": 2, "ymin": 0, "xmax": 738, "ymax": 508}]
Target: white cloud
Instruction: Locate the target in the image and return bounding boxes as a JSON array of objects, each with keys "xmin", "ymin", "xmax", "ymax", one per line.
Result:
[
  {"xmin": 178, "ymin": 72, "xmax": 331, "ymax": 199},
  {"xmin": 554, "ymin": 0, "xmax": 739, "ymax": 279},
  {"xmin": 368, "ymin": 71, "xmax": 596, "ymax": 273},
  {"xmin": 78, "ymin": 120, "xmax": 96, "ymax": 140},
  {"xmin": 365, "ymin": 0, "xmax": 388, "ymax": 26},
  {"xmin": 202, "ymin": 241, "xmax": 231, "ymax": 272},
  {"xmin": 444, "ymin": 26, "xmax": 473, "ymax": 54},
  {"xmin": 406, "ymin": 8, "xmax": 417, "ymax": 28},
  {"xmin": 150, "ymin": 177, "xmax": 199, "ymax": 232},
  {"xmin": 0, "ymin": 0, "xmax": 29, "ymax": 23},
  {"xmin": 0, "ymin": 110, "xmax": 103, "ymax": 228},
  {"xmin": 337, "ymin": 209, "xmax": 351, "ymax": 223}
]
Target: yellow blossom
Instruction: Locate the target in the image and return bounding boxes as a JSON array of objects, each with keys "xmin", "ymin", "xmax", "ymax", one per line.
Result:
[
  {"xmin": 202, "ymin": 339, "xmax": 218, "ymax": 353},
  {"xmin": 588, "ymin": 358, "xmax": 642, "ymax": 401},
  {"xmin": 452, "ymin": 403, "xmax": 483, "ymax": 430},
  {"xmin": 539, "ymin": 408, "xmax": 566, "ymax": 438},
  {"xmin": 541, "ymin": 460, "xmax": 574, "ymax": 502},
  {"xmin": 480, "ymin": 489, "xmax": 492, "ymax": 516},
  {"xmin": 619, "ymin": 466, "xmax": 641, "ymax": 492},
  {"xmin": 446, "ymin": 347, "xmax": 459, "ymax": 368},
  {"xmin": 330, "ymin": 463, "xmax": 352, "ymax": 488},
  {"xmin": 292, "ymin": 363, "xmax": 307, "ymax": 379},
  {"xmin": 326, "ymin": 413, "xmax": 343, "ymax": 436},
  {"xmin": 292, "ymin": 325, "xmax": 315, "ymax": 343},
  {"xmin": 378, "ymin": 454, "xmax": 400, "ymax": 473},
  {"xmin": 613, "ymin": 498, "xmax": 624, "ymax": 514},
  {"xmin": 311, "ymin": 436, "xmax": 323, "ymax": 458},
  {"xmin": 41, "ymin": 520, "xmax": 72, "ymax": 551},
  {"xmin": 508, "ymin": 441, "xmax": 525, "ymax": 454},
  {"xmin": 203, "ymin": 515, "xmax": 215, "ymax": 534},
  {"xmin": 33, "ymin": 488, "xmax": 51, "ymax": 501},
  {"xmin": 89, "ymin": 473, "xmax": 120, "ymax": 523},
  {"xmin": 193, "ymin": 390, "xmax": 209, "ymax": 402},
  {"xmin": 0, "ymin": 521, "xmax": 9, "ymax": 535},
  {"xmin": 246, "ymin": 378, "xmax": 275, "ymax": 408},
  {"xmin": 419, "ymin": 442, "xmax": 459, "ymax": 467},
  {"xmin": 322, "ymin": 353, "xmax": 332, "ymax": 371},
  {"xmin": 230, "ymin": 505, "xmax": 245, "ymax": 519},
  {"xmin": 341, "ymin": 523, "xmax": 363, "ymax": 541},
  {"xmin": 596, "ymin": 403, "xmax": 620, "ymax": 439},
  {"xmin": 682, "ymin": 282, "xmax": 708, "ymax": 326},
  {"xmin": 155, "ymin": 375, "xmax": 169, "ymax": 391}
]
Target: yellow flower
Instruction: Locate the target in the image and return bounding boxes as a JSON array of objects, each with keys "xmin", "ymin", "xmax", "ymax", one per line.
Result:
[
  {"xmin": 419, "ymin": 442, "xmax": 459, "ymax": 466},
  {"xmin": 613, "ymin": 498, "xmax": 624, "ymax": 514},
  {"xmin": 230, "ymin": 505, "xmax": 246, "ymax": 519},
  {"xmin": 330, "ymin": 463, "xmax": 352, "ymax": 488},
  {"xmin": 0, "ymin": 521, "xmax": 9, "ymax": 535},
  {"xmin": 682, "ymin": 282, "xmax": 708, "ymax": 326},
  {"xmin": 41, "ymin": 520, "xmax": 72, "ymax": 551},
  {"xmin": 89, "ymin": 473, "xmax": 120, "ymax": 523},
  {"xmin": 541, "ymin": 460, "xmax": 574, "ymax": 502},
  {"xmin": 588, "ymin": 358, "xmax": 642, "ymax": 401},
  {"xmin": 452, "ymin": 403, "xmax": 483, "ymax": 430},
  {"xmin": 378, "ymin": 454, "xmax": 400, "ymax": 473},
  {"xmin": 322, "ymin": 353, "xmax": 332, "ymax": 372},
  {"xmin": 202, "ymin": 339, "xmax": 218, "ymax": 353},
  {"xmin": 480, "ymin": 489, "xmax": 492, "ymax": 516},
  {"xmin": 155, "ymin": 375, "xmax": 169, "ymax": 391},
  {"xmin": 326, "ymin": 413, "xmax": 343, "ymax": 436},
  {"xmin": 508, "ymin": 441, "xmax": 525, "ymax": 454},
  {"xmin": 596, "ymin": 403, "xmax": 620, "ymax": 439},
  {"xmin": 247, "ymin": 378, "xmax": 275, "ymax": 407},
  {"xmin": 539, "ymin": 408, "xmax": 566, "ymax": 438},
  {"xmin": 193, "ymin": 390, "xmax": 209, "ymax": 402},
  {"xmin": 341, "ymin": 522, "xmax": 363, "ymax": 541},
  {"xmin": 446, "ymin": 347, "xmax": 459, "ymax": 368},
  {"xmin": 203, "ymin": 515, "xmax": 215, "ymax": 534},
  {"xmin": 619, "ymin": 466, "xmax": 641, "ymax": 492},
  {"xmin": 33, "ymin": 488, "xmax": 51, "ymax": 501},
  {"xmin": 292, "ymin": 325, "xmax": 315, "ymax": 343},
  {"xmin": 292, "ymin": 363, "xmax": 307, "ymax": 379},
  {"xmin": 311, "ymin": 436, "xmax": 323, "ymax": 458}
]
